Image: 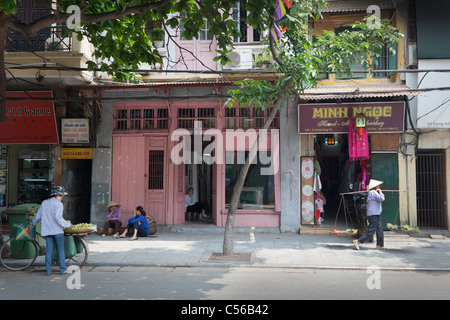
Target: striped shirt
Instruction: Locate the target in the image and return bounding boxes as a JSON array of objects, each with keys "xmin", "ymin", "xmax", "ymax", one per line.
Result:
[{"xmin": 33, "ymin": 197, "xmax": 72, "ymax": 236}]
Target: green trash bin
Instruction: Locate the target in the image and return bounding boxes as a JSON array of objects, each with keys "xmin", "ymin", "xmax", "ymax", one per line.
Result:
[{"xmin": 5, "ymin": 204, "xmax": 42, "ymax": 259}]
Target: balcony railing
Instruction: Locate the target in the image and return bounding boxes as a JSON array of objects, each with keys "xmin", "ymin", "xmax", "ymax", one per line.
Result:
[{"xmin": 6, "ymin": 25, "xmax": 73, "ymax": 52}]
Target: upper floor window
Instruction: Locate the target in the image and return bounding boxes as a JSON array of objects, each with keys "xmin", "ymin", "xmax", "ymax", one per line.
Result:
[
  {"xmin": 224, "ymin": 107, "xmax": 279, "ymax": 129},
  {"xmin": 232, "ymin": 0, "xmax": 261, "ymax": 43},
  {"xmin": 177, "ymin": 107, "xmax": 215, "ymax": 129},
  {"xmin": 179, "ymin": 12, "xmax": 213, "ymax": 41},
  {"xmin": 114, "ymin": 105, "xmax": 169, "ymax": 131},
  {"xmin": 331, "ymin": 25, "xmax": 398, "ymax": 80}
]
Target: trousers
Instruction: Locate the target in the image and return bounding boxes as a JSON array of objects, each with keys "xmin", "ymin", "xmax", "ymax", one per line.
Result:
[
  {"xmin": 358, "ymin": 215, "xmax": 384, "ymax": 247},
  {"xmin": 126, "ymin": 221, "xmax": 147, "ymax": 237},
  {"xmin": 45, "ymin": 233, "xmax": 65, "ymax": 275},
  {"xmin": 103, "ymin": 219, "xmax": 122, "ymax": 234}
]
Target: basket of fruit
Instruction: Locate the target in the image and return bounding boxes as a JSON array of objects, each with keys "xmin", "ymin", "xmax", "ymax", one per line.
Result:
[
  {"xmin": 330, "ymin": 229, "xmax": 358, "ymax": 237},
  {"xmin": 387, "ymin": 223, "xmax": 419, "ymax": 235},
  {"xmin": 64, "ymin": 223, "xmax": 97, "ymax": 235}
]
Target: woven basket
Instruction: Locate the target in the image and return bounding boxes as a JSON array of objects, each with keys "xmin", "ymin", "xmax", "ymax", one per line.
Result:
[
  {"xmin": 330, "ymin": 231, "xmax": 357, "ymax": 237},
  {"xmin": 64, "ymin": 228, "xmax": 95, "ymax": 235},
  {"xmin": 387, "ymin": 226, "xmax": 418, "ymax": 235}
]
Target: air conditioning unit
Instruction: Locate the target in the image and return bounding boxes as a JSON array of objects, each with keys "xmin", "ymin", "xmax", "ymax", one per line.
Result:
[{"xmin": 223, "ymin": 47, "xmax": 254, "ymax": 70}]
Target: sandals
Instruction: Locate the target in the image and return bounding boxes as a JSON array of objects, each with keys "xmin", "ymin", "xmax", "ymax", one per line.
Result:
[{"xmin": 353, "ymin": 239, "xmax": 361, "ymax": 250}]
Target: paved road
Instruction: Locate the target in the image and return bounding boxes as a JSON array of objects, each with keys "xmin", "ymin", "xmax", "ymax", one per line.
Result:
[{"xmin": 1, "ymin": 266, "xmax": 448, "ymax": 301}]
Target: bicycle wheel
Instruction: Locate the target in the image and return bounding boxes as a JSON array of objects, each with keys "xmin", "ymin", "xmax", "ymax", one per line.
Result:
[
  {"xmin": 0, "ymin": 238, "xmax": 38, "ymax": 271},
  {"xmin": 65, "ymin": 236, "xmax": 88, "ymax": 269}
]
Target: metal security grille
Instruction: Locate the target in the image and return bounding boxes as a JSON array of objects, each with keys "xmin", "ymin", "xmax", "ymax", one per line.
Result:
[
  {"xmin": 114, "ymin": 106, "xmax": 169, "ymax": 131},
  {"xmin": 148, "ymin": 150, "xmax": 164, "ymax": 190},
  {"xmin": 416, "ymin": 152, "xmax": 447, "ymax": 228}
]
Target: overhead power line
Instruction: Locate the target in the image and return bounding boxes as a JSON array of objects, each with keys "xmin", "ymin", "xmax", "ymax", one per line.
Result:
[
  {"xmin": 5, "ymin": 63, "xmax": 450, "ymax": 75},
  {"xmin": 4, "ymin": 86, "xmax": 450, "ymax": 102}
]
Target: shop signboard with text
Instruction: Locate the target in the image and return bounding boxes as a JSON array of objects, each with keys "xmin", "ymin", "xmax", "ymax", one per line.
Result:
[
  {"xmin": 1, "ymin": 92, "xmax": 58, "ymax": 143},
  {"xmin": 61, "ymin": 118, "xmax": 89, "ymax": 143},
  {"xmin": 298, "ymin": 102, "xmax": 405, "ymax": 134}
]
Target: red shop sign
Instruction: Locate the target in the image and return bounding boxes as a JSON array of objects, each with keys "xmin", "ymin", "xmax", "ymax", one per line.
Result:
[
  {"xmin": 1, "ymin": 91, "xmax": 58, "ymax": 144},
  {"xmin": 298, "ymin": 102, "xmax": 405, "ymax": 134}
]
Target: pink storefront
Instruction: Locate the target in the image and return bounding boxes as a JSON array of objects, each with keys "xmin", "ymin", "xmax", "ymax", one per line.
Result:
[{"xmin": 110, "ymin": 85, "xmax": 281, "ymax": 228}]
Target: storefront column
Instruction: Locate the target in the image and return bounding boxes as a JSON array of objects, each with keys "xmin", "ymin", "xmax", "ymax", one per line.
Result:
[
  {"xmin": 280, "ymin": 100, "xmax": 301, "ymax": 232},
  {"xmin": 446, "ymin": 148, "xmax": 450, "ymax": 230},
  {"xmin": 398, "ymin": 151, "xmax": 417, "ymax": 227}
]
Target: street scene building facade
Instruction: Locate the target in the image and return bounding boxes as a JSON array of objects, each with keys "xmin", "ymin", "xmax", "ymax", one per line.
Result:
[{"xmin": 1, "ymin": 0, "xmax": 449, "ymax": 235}]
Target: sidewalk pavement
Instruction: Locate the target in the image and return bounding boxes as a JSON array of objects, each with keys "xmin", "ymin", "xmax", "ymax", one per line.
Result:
[{"xmin": 81, "ymin": 227, "xmax": 450, "ymax": 271}]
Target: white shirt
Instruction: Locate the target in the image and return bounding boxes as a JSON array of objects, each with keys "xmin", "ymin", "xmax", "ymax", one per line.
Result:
[
  {"xmin": 33, "ymin": 197, "xmax": 72, "ymax": 236},
  {"xmin": 185, "ymin": 194, "xmax": 194, "ymax": 211}
]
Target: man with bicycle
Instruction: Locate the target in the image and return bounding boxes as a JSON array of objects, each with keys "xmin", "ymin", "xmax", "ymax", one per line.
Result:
[{"xmin": 33, "ymin": 186, "xmax": 73, "ymax": 275}]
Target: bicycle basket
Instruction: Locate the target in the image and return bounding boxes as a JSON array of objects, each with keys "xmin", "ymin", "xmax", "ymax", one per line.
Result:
[{"xmin": 16, "ymin": 224, "xmax": 36, "ymax": 241}]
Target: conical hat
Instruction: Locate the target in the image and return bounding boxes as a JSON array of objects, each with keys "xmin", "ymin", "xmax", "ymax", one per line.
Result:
[
  {"xmin": 106, "ymin": 201, "xmax": 121, "ymax": 209},
  {"xmin": 366, "ymin": 179, "xmax": 383, "ymax": 190}
]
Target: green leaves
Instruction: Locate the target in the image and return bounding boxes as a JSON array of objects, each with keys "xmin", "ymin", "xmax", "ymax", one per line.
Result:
[
  {"xmin": 0, "ymin": 0, "xmax": 17, "ymax": 14},
  {"xmin": 227, "ymin": 1, "xmax": 402, "ymax": 111}
]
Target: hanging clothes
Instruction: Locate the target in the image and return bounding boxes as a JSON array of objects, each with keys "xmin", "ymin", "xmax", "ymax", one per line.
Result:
[
  {"xmin": 313, "ymin": 169, "xmax": 322, "ymax": 192},
  {"xmin": 361, "ymin": 160, "xmax": 367, "ymax": 190},
  {"xmin": 348, "ymin": 118, "xmax": 369, "ymax": 161}
]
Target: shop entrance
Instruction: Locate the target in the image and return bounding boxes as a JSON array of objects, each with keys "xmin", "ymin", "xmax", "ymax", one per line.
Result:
[
  {"xmin": 416, "ymin": 150, "xmax": 447, "ymax": 229},
  {"xmin": 314, "ymin": 134, "xmax": 369, "ymax": 229},
  {"xmin": 184, "ymin": 136, "xmax": 215, "ymax": 224}
]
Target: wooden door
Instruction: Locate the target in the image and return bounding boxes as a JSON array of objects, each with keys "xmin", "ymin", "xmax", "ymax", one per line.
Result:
[
  {"xmin": 111, "ymin": 136, "xmax": 146, "ymax": 222},
  {"xmin": 11, "ymin": 0, "xmax": 51, "ymax": 51},
  {"xmin": 145, "ymin": 137, "xmax": 167, "ymax": 224},
  {"xmin": 371, "ymin": 152, "xmax": 399, "ymax": 229}
]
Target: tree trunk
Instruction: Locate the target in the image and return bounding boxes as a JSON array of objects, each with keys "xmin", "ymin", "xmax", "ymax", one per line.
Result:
[
  {"xmin": 0, "ymin": 15, "xmax": 8, "ymax": 123},
  {"xmin": 222, "ymin": 81, "xmax": 291, "ymax": 256}
]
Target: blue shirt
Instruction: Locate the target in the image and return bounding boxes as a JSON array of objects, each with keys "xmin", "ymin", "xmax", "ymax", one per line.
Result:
[
  {"xmin": 33, "ymin": 197, "xmax": 72, "ymax": 236},
  {"xmin": 366, "ymin": 189, "xmax": 385, "ymax": 216},
  {"xmin": 128, "ymin": 214, "xmax": 149, "ymax": 235}
]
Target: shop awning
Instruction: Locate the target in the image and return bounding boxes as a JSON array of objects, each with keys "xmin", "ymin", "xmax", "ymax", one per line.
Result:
[
  {"xmin": 322, "ymin": 0, "xmax": 396, "ymax": 12},
  {"xmin": 299, "ymin": 84, "xmax": 421, "ymax": 100}
]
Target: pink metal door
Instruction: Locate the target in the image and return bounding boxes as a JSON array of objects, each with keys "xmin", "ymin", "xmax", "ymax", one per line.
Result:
[
  {"xmin": 145, "ymin": 137, "xmax": 167, "ymax": 224},
  {"xmin": 173, "ymin": 162, "xmax": 186, "ymax": 224},
  {"xmin": 112, "ymin": 136, "xmax": 146, "ymax": 223}
]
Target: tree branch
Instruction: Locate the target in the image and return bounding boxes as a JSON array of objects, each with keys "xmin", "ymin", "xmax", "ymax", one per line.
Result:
[{"xmin": 5, "ymin": 0, "xmax": 172, "ymax": 37}]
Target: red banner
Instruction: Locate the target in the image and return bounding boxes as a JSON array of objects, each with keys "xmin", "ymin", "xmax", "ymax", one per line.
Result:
[
  {"xmin": 1, "ymin": 91, "xmax": 58, "ymax": 144},
  {"xmin": 298, "ymin": 102, "xmax": 405, "ymax": 134}
]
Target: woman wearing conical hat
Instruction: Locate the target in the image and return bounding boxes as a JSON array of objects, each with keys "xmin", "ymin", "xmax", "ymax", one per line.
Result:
[
  {"xmin": 353, "ymin": 179, "xmax": 385, "ymax": 250},
  {"xmin": 101, "ymin": 201, "xmax": 122, "ymax": 238}
]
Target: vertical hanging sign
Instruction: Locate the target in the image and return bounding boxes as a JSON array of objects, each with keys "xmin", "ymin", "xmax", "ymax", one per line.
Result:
[{"xmin": 301, "ymin": 156, "xmax": 315, "ymax": 225}]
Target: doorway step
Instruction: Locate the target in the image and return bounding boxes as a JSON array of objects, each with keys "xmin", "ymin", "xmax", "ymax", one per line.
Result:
[{"xmin": 170, "ymin": 224, "xmax": 280, "ymax": 233}]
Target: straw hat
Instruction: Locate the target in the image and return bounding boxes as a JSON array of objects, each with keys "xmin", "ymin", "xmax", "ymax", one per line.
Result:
[
  {"xmin": 366, "ymin": 179, "xmax": 383, "ymax": 190},
  {"xmin": 106, "ymin": 201, "xmax": 121, "ymax": 209}
]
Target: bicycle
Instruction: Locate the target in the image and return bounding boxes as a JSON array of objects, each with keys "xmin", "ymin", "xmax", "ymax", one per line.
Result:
[{"xmin": 0, "ymin": 213, "xmax": 89, "ymax": 271}]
